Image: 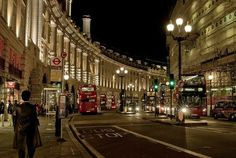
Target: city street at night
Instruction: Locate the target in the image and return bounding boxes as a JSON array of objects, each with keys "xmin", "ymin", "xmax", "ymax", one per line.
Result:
[
  {"xmin": 70, "ymin": 111, "xmax": 236, "ymax": 158},
  {"xmin": 1, "ymin": 0, "xmax": 236, "ymax": 158}
]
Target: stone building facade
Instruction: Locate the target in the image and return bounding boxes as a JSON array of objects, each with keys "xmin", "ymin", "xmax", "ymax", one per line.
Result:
[
  {"xmin": 167, "ymin": 0, "xmax": 236, "ymax": 102},
  {"xmin": 0, "ymin": 0, "xmax": 167, "ymax": 111}
]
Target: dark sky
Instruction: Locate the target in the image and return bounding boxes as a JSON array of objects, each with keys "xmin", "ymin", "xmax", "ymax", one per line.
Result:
[{"xmin": 71, "ymin": 1, "xmax": 176, "ymax": 64}]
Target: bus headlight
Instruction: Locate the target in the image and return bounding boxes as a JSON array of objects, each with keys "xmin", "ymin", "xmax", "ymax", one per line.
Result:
[{"xmin": 181, "ymin": 108, "xmax": 188, "ymax": 113}]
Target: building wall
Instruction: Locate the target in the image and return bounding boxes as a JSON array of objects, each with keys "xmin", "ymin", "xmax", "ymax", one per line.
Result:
[
  {"xmin": 0, "ymin": 0, "xmax": 167, "ymax": 109},
  {"xmin": 168, "ymin": 0, "xmax": 236, "ymax": 99}
]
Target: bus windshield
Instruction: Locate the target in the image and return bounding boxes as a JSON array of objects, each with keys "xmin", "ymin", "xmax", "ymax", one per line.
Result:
[
  {"xmin": 179, "ymin": 74, "xmax": 206, "ymax": 107},
  {"xmin": 181, "ymin": 96, "xmax": 206, "ymax": 107}
]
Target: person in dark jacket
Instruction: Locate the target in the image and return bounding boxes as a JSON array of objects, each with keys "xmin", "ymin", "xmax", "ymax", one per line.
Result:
[
  {"xmin": 0, "ymin": 100, "xmax": 5, "ymax": 127},
  {"xmin": 14, "ymin": 90, "xmax": 42, "ymax": 158},
  {"xmin": 8, "ymin": 100, "xmax": 14, "ymax": 126}
]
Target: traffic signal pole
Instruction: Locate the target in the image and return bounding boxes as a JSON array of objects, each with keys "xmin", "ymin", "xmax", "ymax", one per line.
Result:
[
  {"xmin": 170, "ymin": 89, "xmax": 173, "ymax": 120},
  {"xmin": 169, "ymin": 74, "xmax": 175, "ymax": 120}
]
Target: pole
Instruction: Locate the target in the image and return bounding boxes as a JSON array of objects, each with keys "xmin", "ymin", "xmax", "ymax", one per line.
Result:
[
  {"xmin": 55, "ymin": 58, "xmax": 65, "ymax": 142},
  {"xmin": 131, "ymin": 88, "xmax": 132, "ymax": 104},
  {"xmin": 170, "ymin": 89, "xmax": 173, "ymax": 120},
  {"xmin": 155, "ymin": 91, "xmax": 157, "ymax": 110},
  {"xmin": 120, "ymin": 76, "xmax": 123, "ymax": 112},
  {"xmin": 210, "ymin": 80, "xmax": 212, "ymax": 116},
  {"xmin": 178, "ymin": 40, "xmax": 182, "ymax": 81}
]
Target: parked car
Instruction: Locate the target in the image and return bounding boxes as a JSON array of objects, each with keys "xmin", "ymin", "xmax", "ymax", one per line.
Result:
[{"xmin": 212, "ymin": 100, "xmax": 236, "ymax": 120}]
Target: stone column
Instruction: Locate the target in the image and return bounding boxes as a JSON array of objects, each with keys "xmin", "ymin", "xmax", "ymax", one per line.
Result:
[
  {"xmin": 50, "ymin": 22, "xmax": 57, "ymax": 57},
  {"xmin": 31, "ymin": 0, "xmax": 39, "ymax": 45},
  {"xmin": 82, "ymin": 51, "xmax": 88, "ymax": 83},
  {"xmin": 95, "ymin": 58, "xmax": 99, "ymax": 86},
  {"xmin": 76, "ymin": 47, "xmax": 82, "ymax": 81},
  {"xmin": 57, "ymin": 30, "xmax": 64, "ymax": 57},
  {"xmin": 99, "ymin": 59, "xmax": 103, "ymax": 86},
  {"xmin": 70, "ymin": 43, "xmax": 76, "ymax": 79}
]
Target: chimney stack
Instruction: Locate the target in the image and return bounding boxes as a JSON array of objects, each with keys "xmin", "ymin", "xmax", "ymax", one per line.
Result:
[{"xmin": 82, "ymin": 15, "xmax": 91, "ymax": 39}]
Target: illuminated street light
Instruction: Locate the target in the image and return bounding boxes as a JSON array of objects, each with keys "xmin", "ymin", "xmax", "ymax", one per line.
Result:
[
  {"xmin": 64, "ymin": 74, "xmax": 69, "ymax": 80},
  {"xmin": 167, "ymin": 18, "xmax": 192, "ymax": 123},
  {"xmin": 167, "ymin": 18, "xmax": 192, "ymax": 81},
  {"xmin": 128, "ymin": 83, "xmax": 134, "ymax": 104},
  {"xmin": 116, "ymin": 67, "xmax": 128, "ymax": 112}
]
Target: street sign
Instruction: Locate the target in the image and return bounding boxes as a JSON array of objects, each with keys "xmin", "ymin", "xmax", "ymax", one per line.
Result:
[
  {"xmin": 61, "ymin": 52, "xmax": 67, "ymax": 58},
  {"xmin": 58, "ymin": 94, "xmax": 66, "ymax": 118},
  {"xmin": 51, "ymin": 57, "xmax": 62, "ymax": 67}
]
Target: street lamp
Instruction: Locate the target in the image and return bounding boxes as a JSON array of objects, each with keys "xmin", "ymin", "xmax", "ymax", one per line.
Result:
[
  {"xmin": 128, "ymin": 83, "xmax": 134, "ymax": 104},
  {"xmin": 167, "ymin": 18, "xmax": 192, "ymax": 81},
  {"xmin": 116, "ymin": 67, "xmax": 128, "ymax": 112},
  {"xmin": 208, "ymin": 74, "xmax": 213, "ymax": 116}
]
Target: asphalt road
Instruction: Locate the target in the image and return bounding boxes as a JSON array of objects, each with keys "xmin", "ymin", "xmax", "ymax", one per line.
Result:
[{"xmin": 71, "ymin": 111, "xmax": 236, "ymax": 158}]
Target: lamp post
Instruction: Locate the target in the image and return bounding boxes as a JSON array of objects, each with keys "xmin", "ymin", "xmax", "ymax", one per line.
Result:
[
  {"xmin": 55, "ymin": 71, "xmax": 69, "ymax": 141},
  {"xmin": 166, "ymin": 18, "xmax": 192, "ymax": 81},
  {"xmin": 208, "ymin": 74, "xmax": 213, "ymax": 116},
  {"xmin": 116, "ymin": 67, "xmax": 128, "ymax": 112},
  {"xmin": 64, "ymin": 73, "xmax": 69, "ymax": 92},
  {"xmin": 128, "ymin": 83, "xmax": 134, "ymax": 104}
]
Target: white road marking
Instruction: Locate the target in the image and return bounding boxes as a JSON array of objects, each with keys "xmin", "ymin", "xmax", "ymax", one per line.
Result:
[
  {"xmin": 193, "ymin": 127, "xmax": 236, "ymax": 134},
  {"xmin": 114, "ymin": 125, "xmax": 211, "ymax": 158},
  {"xmin": 71, "ymin": 125, "xmax": 105, "ymax": 158}
]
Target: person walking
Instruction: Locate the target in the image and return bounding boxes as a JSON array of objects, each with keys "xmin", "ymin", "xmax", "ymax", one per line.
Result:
[
  {"xmin": 0, "ymin": 100, "xmax": 5, "ymax": 127},
  {"xmin": 13, "ymin": 100, "xmax": 18, "ymax": 129},
  {"xmin": 7, "ymin": 100, "xmax": 14, "ymax": 126},
  {"xmin": 13, "ymin": 90, "xmax": 42, "ymax": 158},
  {"xmin": 154, "ymin": 106, "xmax": 159, "ymax": 118}
]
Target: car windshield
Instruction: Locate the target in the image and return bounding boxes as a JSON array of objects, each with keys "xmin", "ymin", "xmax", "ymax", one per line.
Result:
[{"xmin": 215, "ymin": 102, "xmax": 226, "ymax": 108}]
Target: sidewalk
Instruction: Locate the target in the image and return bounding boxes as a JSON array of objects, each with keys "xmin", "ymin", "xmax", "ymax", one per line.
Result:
[
  {"xmin": 141, "ymin": 112, "xmax": 208, "ymax": 127},
  {"xmin": 0, "ymin": 115, "xmax": 91, "ymax": 158}
]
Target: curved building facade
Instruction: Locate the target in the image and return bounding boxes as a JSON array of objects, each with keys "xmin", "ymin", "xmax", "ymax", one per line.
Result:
[
  {"xmin": 0, "ymin": 0, "xmax": 167, "ymax": 110},
  {"xmin": 167, "ymin": 0, "xmax": 236, "ymax": 101}
]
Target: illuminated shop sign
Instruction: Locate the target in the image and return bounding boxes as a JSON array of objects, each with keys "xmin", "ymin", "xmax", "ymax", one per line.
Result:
[
  {"xmin": 183, "ymin": 87, "xmax": 204, "ymax": 92},
  {"xmin": 6, "ymin": 81, "xmax": 15, "ymax": 88}
]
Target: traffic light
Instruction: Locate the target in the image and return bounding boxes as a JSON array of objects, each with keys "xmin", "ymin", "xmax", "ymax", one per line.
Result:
[
  {"xmin": 153, "ymin": 79, "xmax": 159, "ymax": 92},
  {"xmin": 169, "ymin": 74, "xmax": 175, "ymax": 89}
]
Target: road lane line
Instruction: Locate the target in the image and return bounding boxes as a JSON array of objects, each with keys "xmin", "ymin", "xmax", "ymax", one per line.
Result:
[
  {"xmin": 114, "ymin": 125, "xmax": 211, "ymax": 158},
  {"xmin": 71, "ymin": 124, "xmax": 105, "ymax": 158}
]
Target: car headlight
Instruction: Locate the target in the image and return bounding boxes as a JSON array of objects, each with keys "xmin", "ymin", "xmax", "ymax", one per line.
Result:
[
  {"xmin": 181, "ymin": 108, "xmax": 187, "ymax": 113},
  {"xmin": 128, "ymin": 107, "xmax": 132, "ymax": 111},
  {"xmin": 136, "ymin": 107, "xmax": 139, "ymax": 111},
  {"xmin": 202, "ymin": 108, "xmax": 206, "ymax": 112}
]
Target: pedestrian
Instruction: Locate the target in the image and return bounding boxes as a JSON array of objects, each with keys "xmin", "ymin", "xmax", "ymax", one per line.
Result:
[
  {"xmin": 13, "ymin": 90, "xmax": 42, "ymax": 158},
  {"xmin": 7, "ymin": 100, "xmax": 14, "ymax": 126},
  {"xmin": 0, "ymin": 99, "xmax": 5, "ymax": 127},
  {"xmin": 13, "ymin": 100, "xmax": 18, "ymax": 128},
  {"xmin": 154, "ymin": 106, "xmax": 159, "ymax": 117}
]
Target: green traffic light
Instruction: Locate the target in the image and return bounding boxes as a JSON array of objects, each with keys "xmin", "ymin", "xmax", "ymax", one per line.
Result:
[
  {"xmin": 154, "ymin": 85, "xmax": 158, "ymax": 89},
  {"xmin": 169, "ymin": 80, "xmax": 175, "ymax": 89}
]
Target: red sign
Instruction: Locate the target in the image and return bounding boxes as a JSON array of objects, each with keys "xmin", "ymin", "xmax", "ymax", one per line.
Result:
[
  {"xmin": 53, "ymin": 58, "xmax": 61, "ymax": 65},
  {"xmin": 51, "ymin": 57, "xmax": 62, "ymax": 67},
  {"xmin": 61, "ymin": 52, "xmax": 67, "ymax": 58}
]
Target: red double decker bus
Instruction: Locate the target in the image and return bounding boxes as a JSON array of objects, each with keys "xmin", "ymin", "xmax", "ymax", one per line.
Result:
[
  {"xmin": 77, "ymin": 84, "xmax": 100, "ymax": 114},
  {"xmin": 177, "ymin": 74, "xmax": 207, "ymax": 118}
]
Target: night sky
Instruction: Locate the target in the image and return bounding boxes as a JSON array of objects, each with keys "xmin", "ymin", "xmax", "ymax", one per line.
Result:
[{"xmin": 71, "ymin": 1, "xmax": 176, "ymax": 64}]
